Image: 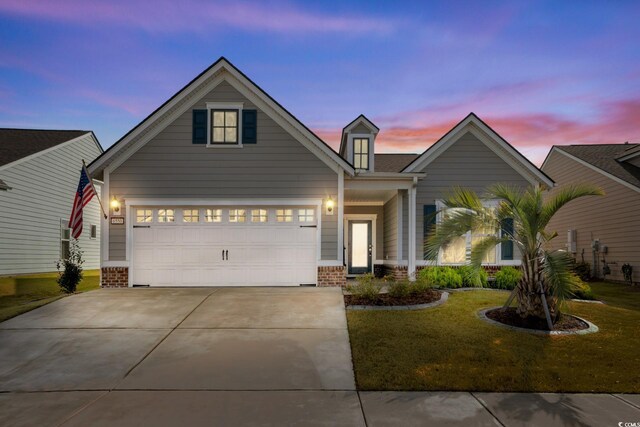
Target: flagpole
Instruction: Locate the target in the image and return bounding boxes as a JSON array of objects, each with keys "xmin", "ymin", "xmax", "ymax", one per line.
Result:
[{"xmin": 82, "ymin": 159, "xmax": 108, "ymax": 219}]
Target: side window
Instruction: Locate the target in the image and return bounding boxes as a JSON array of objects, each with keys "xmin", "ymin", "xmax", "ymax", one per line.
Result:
[
  {"xmin": 298, "ymin": 209, "xmax": 314, "ymax": 222},
  {"xmin": 60, "ymin": 220, "xmax": 71, "ymax": 259},
  {"xmin": 136, "ymin": 209, "xmax": 153, "ymax": 223},
  {"xmin": 90, "ymin": 224, "xmax": 97, "ymax": 239},
  {"xmin": 276, "ymin": 209, "xmax": 293, "ymax": 223}
]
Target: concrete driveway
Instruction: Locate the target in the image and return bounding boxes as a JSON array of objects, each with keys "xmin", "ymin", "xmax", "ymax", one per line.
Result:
[{"xmin": 0, "ymin": 287, "xmax": 361, "ymax": 426}]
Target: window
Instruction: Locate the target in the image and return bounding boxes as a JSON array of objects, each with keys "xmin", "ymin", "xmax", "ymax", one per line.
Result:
[
  {"xmin": 90, "ymin": 224, "xmax": 97, "ymax": 239},
  {"xmin": 229, "ymin": 209, "xmax": 246, "ymax": 223},
  {"xmin": 205, "ymin": 209, "xmax": 222, "ymax": 223},
  {"xmin": 211, "ymin": 110, "xmax": 238, "ymax": 144},
  {"xmin": 276, "ymin": 209, "xmax": 293, "ymax": 222},
  {"xmin": 251, "ymin": 209, "xmax": 268, "ymax": 223},
  {"xmin": 353, "ymin": 138, "xmax": 369, "ymax": 170},
  {"xmin": 158, "ymin": 209, "xmax": 175, "ymax": 223},
  {"xmin": 136, "ymin": 209, "xmax": 153, "ymax": 223},
  {"xmin": 298, "ymin": 208, "xmax": 314, "ymax": 222},
  {"xmin": 60, "ymin": 220, "xmax": 70, "ymax": 259},
  {"xmin": 183, "ymin": 209, "xmax": 200, "ymax": 223},
  {"xmin": 437, "ymin": 201, "xmax": 499, "ymax": 264}
]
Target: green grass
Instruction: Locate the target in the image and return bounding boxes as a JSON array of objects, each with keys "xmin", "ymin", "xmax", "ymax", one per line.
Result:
[
  {"xmin": 0, "ymin": 270, "xmax": 100, "ymax": 322},
  {"xmin": 347, "ymin": 282, "xmax": 640, "ymax": 393}
]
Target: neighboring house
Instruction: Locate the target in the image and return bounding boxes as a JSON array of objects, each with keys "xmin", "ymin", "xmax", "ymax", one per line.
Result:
[
  {"xmin": 0, "ymin": 129, "xmax": 103, "ymax": 275},
  {"xmin": 542, "ymin": 144, "xmax": 640, "ymax": 284},
  {"xmin": 88, "ymin": 57, "xmax": 553, "ymax": 288}
]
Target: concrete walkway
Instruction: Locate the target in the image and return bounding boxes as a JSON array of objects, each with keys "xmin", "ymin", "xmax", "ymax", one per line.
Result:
[{"xmin": 0, "ymin": 288, "xmax": 638, "ymax": 426}]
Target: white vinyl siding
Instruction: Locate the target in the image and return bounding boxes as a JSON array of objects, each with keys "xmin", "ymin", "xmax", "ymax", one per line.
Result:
[
  {"xmin": 108, "ymin": 80, "xmax": 338, "ymax": 261},
  {"xmin": 0, "ymin": 133, "xmax": 102, "ymax": 274}
]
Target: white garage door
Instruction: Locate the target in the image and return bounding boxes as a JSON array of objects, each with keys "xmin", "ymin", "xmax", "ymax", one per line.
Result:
[{"xmin": 131, "ymin": 206, "xmax": 318, "ymax": 287}]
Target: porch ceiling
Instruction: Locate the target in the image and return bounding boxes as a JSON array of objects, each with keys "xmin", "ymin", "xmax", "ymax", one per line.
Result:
[{"xmin": 345, "ymin": 189, "xmax": 397, "ymax": 204}]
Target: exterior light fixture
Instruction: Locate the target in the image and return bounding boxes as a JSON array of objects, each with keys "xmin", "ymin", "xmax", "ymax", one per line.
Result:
[
  {"xmin": 110, "ymin": 196, "xmax": 121, "ymax": 215},
  {"xmin": 326, "ymin": 197, "xmax": 335, "ymax": 215}
]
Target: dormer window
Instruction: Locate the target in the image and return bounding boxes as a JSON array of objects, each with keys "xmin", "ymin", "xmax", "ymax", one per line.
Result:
[{"xmin": 354, "ymin": 138, "xmax": 370, "ymax": 170}]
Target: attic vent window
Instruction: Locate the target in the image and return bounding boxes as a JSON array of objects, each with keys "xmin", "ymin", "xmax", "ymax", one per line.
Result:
[
  {"xmin": 354, "ymin": 138, "xmax": 369, "ymax": 170},
  {"xmin": 211, "ymin": 110, "xmax": 238, "ymax": 144}
]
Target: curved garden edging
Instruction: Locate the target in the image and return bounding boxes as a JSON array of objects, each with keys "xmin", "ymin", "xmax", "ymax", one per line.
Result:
[
  {"xmin": 477, "ymin": 307, "xmax": 599, "ymax": 336},
  {"xmin": 347, "ymin": 291, "xmax": 449, "ymax": 311}
]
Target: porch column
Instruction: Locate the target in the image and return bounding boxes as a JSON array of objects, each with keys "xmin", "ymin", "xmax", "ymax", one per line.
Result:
[{"xmin": 407, "ymin": 177, "xmax": 417, "ymax": 280}]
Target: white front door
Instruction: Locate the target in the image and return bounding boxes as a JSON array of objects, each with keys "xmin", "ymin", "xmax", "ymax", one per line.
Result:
[{"xmin": 131, "ymin": 206, "xmax": 317, "ymax": 287}]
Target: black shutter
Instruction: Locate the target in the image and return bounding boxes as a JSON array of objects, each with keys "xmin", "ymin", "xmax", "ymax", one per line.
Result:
[
  {"xmin": 242, "ymin": 110, "xmax": 257, "ymax": 144},
  {"xmin": 192, "ymin": 109, "xmax": 207, "ymax": 144},
  {"xmin": 501, "ymin": 218, "xmax": 514, "ymax": 260},
  {"xmin": 423, "ymin": 204, "xmax": 437, "ymax": 260}
]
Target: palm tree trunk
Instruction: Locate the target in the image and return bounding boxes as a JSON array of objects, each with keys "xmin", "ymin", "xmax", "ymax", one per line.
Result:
[{"xmin": 515, "ymin": 253, "xmax": 557, "ymax": 327}]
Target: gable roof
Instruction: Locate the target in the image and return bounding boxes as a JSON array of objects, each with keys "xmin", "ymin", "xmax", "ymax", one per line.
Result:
[
  {"xmin": 0, "ymin": 129, "xmax": 90, "ymax": 167},
  {"xmin": 374, "ymin": 153, "xmax": 419, "ymax": 172},
  {"xmin": 402, "ymin": 113, "xmax": 555, "ymax": 188},
  {"xmin": 545, "ymin": 144, "xmax": 640, "ymax": 190},
  {"xmin": 339, "ymin": 114, "xmax": 379, "ymax": 156},
  {"xmin": 88, "ymin": 57, "xmax": 355, "ymax": 176}
]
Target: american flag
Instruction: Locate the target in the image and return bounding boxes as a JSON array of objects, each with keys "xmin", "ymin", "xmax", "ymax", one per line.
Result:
[{"xmin": 68, "ymin": 165, "xmax": 97, "ymax": 239}]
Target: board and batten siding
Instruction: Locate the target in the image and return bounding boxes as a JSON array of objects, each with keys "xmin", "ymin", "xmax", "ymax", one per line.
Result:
[
  {"xmin": 543, "ymin": 150, "xmax": 640, "ymax": 283},
  {"xmin": 108, "ymin": 80, "xmax": 339, "ymax": 261},
  {"xmin": 412, "ymin": 131, "xmax": 532, "ymax": 258},
  {"xmin": 0, "ymin": 133, "xmax": 102, "ymax": 275},
  {"xmin": 383, "ymin": 194, "xmax": 398, "ymax": 260},
  {"xmin": 344, "ymin": 205, "xmax": 384, "ymax": 260}
]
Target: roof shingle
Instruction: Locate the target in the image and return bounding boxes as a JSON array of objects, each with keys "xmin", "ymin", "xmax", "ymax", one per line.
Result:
[
  {"xmin": 554, "ymin": 144, "xmax": 640, "ymax": 189},
  {"xmin": 374, "ymin": 154, "xmax": 419, "ymax": 172},
  {"xmin": 0, "ymin": 129, "xmax": 89, "ymax": 167}
]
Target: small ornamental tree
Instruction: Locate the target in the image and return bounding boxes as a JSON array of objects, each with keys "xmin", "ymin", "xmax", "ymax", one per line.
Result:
[{"xmin": 56, "ymin": 238, "xmax": 84, "ymax": 293}]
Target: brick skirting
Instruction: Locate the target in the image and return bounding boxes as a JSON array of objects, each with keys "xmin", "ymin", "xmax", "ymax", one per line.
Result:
[
  {"xmin": 317, "ymin": 266, "xmax": 346, "ymax": 287},
  {"xmin": 383, "ymin": 265, "xmax": 408, "ymax": 280},
  {"xmin": 101, "ymin": 267, "xmax": 129, "ymax": 288}
]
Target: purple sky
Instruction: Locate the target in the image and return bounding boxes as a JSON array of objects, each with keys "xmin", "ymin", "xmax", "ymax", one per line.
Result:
[{"xmin": 1, "ymin": 0, "xmax": 639, "ymax": 164}]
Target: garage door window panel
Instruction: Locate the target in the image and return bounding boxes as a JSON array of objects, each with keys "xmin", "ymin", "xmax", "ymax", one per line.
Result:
[
  {"xmin": 276, "ymin": 209, "xmax": 293, "ymax": 223},
  {"xmin": 251, "ymin": 209, "xmax": 268, "ymax": 223},
  {"xmin": 298, "ymin": 209, "xmax": 315, "ymax": 223},
  {"xmin": 136, "ymin": 209, "xmax": 153, "ymax": 223},
  {"xmin": 205, "ymin": 209, "xmax": 222, "ymax": 223},
  {"xmin": 229, "ymin": 209, "xmax": 246, "ymax": 223},
  {"xmin": 158, "ymin": 209, "xmax": 175, "ymax": 223},
  {"xmin": 182, "ymin": 209, "xmax": 200, "ymax": 223}
]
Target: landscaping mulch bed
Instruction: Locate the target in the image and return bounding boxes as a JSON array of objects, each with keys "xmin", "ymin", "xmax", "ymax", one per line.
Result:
[
  {"xmin": 344, "ymin": 289, "xmax": 442, "ymax": 307},
  {"xmin": 486, "ymin": 307, "xmax": 589, "ymax": 332}
]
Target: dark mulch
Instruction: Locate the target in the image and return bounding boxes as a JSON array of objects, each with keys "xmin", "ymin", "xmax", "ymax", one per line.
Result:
[
  {"xmin": 486, "ymin": 307, "xmax": 589, "ymax": 331},
  {"xmin": 345, "ymin": 289, "xmax": 442, "ymax": 307}
]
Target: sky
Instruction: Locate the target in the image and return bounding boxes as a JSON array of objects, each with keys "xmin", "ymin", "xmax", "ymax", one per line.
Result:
[{"xmin": 1, "ymin": 1, "xmax": 639, "ymax": 165}]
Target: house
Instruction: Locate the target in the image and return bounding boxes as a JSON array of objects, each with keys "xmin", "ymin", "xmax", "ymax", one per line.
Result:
[
  {"xmin": 0, "ymin": 129, "xmax": 103, "ymax": 275},
  {"xmin": 542, "ymin": 143, "xmax": 640, "ymax": 284},
  {"xmin": 87, "ymin": 57, "xmax": 553, "ymax": 287}
]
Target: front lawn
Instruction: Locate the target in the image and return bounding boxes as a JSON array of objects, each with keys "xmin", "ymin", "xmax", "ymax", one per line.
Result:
[
  {"xmin": 347, "ymin": 282, "xmax": 640, "ymax": 393},
  {"xmin": 0, "ymin": 270, "xmax": 100, "ymax": 322}
]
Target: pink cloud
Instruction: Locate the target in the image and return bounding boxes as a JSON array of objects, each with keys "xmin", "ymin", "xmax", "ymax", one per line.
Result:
[
  {"xmin": 314, "ymin": 99, "xmax": 640, "ymax": 166},
  {"xmin": 0, "ymin": 0, "xmax": 395, "ymax": 35}
]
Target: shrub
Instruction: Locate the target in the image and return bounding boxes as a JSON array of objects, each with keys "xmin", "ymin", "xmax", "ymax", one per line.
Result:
[
  {"xmin": 55, "ymin": 239, "xmax": 84, "ymax": 294},
  {"xmin": 457, "ymin": 265, "xmax": 488, "ymax": 288},
  {"xmin": 346, "ymin": 273, "xmax": 382, "ymax": 301},
  {"xmin": 572, "ymin": 261, "xmax": 592, "ymax": 282},
  {"xmin": 388, "ymin": 279, "xmax": 411, "ymax": 298},
  {"xmin": 493, "ymin": 266, "xmax": 522, "ymax": 290},
  {"xmin": 418, "ymin": 267, "xmax": 463, "ymax": 289},
  {"xmin": 572, "ymin": 277, "xmax": 596, "ymax": 300}
]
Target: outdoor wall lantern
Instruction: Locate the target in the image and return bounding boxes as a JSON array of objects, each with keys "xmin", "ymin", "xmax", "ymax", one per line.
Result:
[
  {"xmin": 326, "ymin": 197, "xmax": 335, "ymax": 215},
  {"xmin": 110, "ymin": 196, "xmax": 121, "ymax": 215}
]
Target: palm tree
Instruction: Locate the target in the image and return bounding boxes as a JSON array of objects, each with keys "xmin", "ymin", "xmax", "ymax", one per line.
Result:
[{"xmin": 424, "ymin": 183, "xmax": 603, "ymax": 329}]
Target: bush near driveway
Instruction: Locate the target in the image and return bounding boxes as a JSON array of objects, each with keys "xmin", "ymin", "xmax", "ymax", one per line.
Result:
[
  {"xmin": 347, "ymin": 282, "xmax": 640, "ymax": 393},
  {"xmin": 0, "ymin": 270, "xmax": 100, "ymax": 322}
]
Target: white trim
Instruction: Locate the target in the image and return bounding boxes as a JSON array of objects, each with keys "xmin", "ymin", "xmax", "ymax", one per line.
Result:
[
  {"xmin": 338, "ymin": 170, "xmax": 344, "ymax": 265},
  {"xmin": 402, "ymin": 114, "xmax": 554, "ymax": 188},
  {"xmin": 407, "ymin": 178, "xmax": 417, "ymax": 280},
  {"xmin": 102, "ymin": 261, "xmax": 130, "ymax": 267},
  {"xmin": 349, "ymin": 133, "xmax": 374, "ymax": 172},
  {"xmin": 344, "ymin": 214, "xmax": 377, "ymax": 275},
  {"xmin": 318, "ymin": 260, "xmax": 343, "ymax": 267},
  {"xmin": 344, "ymin": 201, "xmax": 384, "ymax": 206},
  {"xmin": 205, "ymin": 102, "xmax": 244, "ymax": 148},
  {"xmin": 0, "ymin": 132, "xmax": 99, "ymax": 172},
  {"xmin": 343, "ymin": 115, "xmax": 380, "ymax": 135},
  {"xmin": 88, "ymin": 59, "xmax": 355, "ymax": 177},
  {"xmin": 545, "ymin": 147, "xmax": 640, "ymax": 194},
  {"xmin": 101, "ymin": 168, "xmax": 110, "ymax": 262},
  {"xmin": 397, "ymin": 191, "xmax": 403, "ymax": 261}
]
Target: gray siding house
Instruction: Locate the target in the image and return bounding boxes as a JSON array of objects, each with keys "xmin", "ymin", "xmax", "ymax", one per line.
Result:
[
  {"xmin": 542, "ymin": 144, "xmax": 640, "ymax": 284},
  {"xmin": 0, "ymin": 129, "xmax": 103, "ymax": 275},
  {"xmin": 88, "ymin": 58, "xmax": 553, "ymax": 287}
]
